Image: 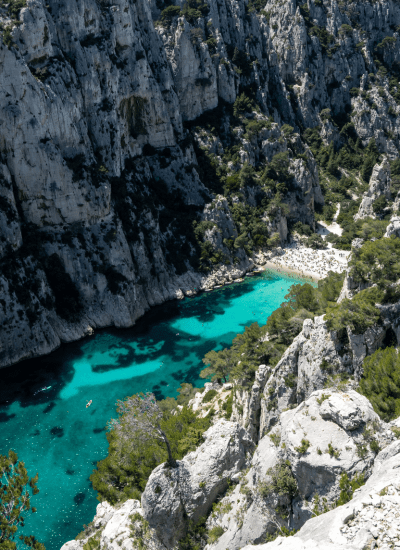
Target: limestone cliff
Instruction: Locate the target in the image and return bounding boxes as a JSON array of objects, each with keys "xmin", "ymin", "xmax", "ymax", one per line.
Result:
[{"xmin": 4, "ymin": 0, "xmax": 400, "ymax": 367}]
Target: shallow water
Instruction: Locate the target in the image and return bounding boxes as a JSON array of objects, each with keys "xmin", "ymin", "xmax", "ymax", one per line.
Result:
[{"xmin": 0, "ymin": 270, "xmax": 309, "ymax": 550}]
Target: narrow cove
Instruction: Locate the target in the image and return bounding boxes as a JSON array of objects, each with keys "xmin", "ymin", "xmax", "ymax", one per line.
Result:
[{"xmin": 0, "ymin": 270, "xmax": 310, "ymax": 550}]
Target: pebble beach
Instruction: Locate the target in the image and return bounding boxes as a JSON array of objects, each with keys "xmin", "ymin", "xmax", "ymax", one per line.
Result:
[{"xmin": 264, "ymin": 243, "xmax": 350, "ymax": 280}]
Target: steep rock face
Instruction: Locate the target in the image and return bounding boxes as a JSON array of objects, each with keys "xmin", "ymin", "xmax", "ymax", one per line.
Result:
[
  {"xmin": 2, "ymin": 0, "xmax": 400, "ymax": 369},
  {"xmin": 141, "ymin": 419, "xmax": 254, "ymax": 547},
  {"xmin": 205, "ymin": 389, "xmax": 394, "ymax": 550},
  {"xmin": 355, "ymin": 158, "xmax": 391, "ymax": 220},
  {"xmin": 60, "ymin": 499, "xmax": 167, "ymax": 550},
  {"xmin": 384, "ymin": 215, "xmax": 400, "ymax": 238},
  {"xmin": 0, "ymin": 0, "xmax": 326, "ymax": 369},
  {"xmin": 243, "ymin": 440, "xmax": 400, "ymax": 550},
  {"xmin": 232, "ymin": 308, "xmax": 394, "ymax": 441}
]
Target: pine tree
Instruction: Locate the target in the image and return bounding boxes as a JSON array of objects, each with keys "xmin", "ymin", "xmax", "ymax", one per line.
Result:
[
  {"xmin": 108, "ymin": 392, "xmax": 177, "ymax": 467},
  {"xmin": 200, "ymin": 349, "xmax": 232, "ymax": 383},
  {"xmin": 0, "ymin": 450, "xmax": 45, "ymax": 550}
]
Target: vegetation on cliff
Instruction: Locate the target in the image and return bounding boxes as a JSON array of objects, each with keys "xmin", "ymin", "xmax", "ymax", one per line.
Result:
[
  {"xmin": 0, "ymin": 450, "xmax": 44, "ymax": 550},
  {"xmin": 91, "ymin": 384, "xmax": 211, "ymax": 504}
]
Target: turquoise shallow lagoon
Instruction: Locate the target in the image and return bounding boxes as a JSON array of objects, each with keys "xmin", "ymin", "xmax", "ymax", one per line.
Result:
[{"xmin": 0, "ymin": 270, "xmax": 309, "ymax": 550}]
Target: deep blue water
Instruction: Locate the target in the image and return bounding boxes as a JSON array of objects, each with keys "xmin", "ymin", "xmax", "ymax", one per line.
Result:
[{"xmin": 0, "ymin": 269, "xmax": 309, "ymax": 549}]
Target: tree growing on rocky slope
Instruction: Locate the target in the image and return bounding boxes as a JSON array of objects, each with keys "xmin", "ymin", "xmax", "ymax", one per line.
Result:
[
  {"xmin": 201, "ymin": 349, "xmax": 232, "ymax": 383},
  {"xmin": 0, "ymin": 450, "xmax": 45, "ymax": 550},
  {"xmin": 107, "ymin": 392, "xmax": 177, "ymax": 467}
]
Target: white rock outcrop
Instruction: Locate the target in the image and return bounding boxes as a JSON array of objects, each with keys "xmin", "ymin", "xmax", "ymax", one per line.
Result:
[
  {"xmin": 243, "ymin": 440, "xmax": 400, "ymax": 550},
  {"xmin": 205, "ymin": 389, "xmax": 392, "ymax": 550},
  {"xmin": 355, "ymin": 159, "xmax": 391, "ymax": 221},
  {"xmin": 141, "ymin": 419, "xmax": 254, "ymax": 547}
]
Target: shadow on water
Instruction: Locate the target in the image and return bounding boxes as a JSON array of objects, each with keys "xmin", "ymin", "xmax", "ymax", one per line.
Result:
[
  {"xmin": 74, "ymin": 493, "xmax": 86, "ymax": 506},
  {"xmin": 0, "ymin": 411, "xmax": 16, "ymax": 422},
  {"xmin": 50, "ymin": 427, "xmax": 64, "ymax": 438}
]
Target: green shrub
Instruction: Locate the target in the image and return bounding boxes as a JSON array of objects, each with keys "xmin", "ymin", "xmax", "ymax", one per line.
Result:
[
  {"xmin": 317, "ymin": 393, "xmax": 329, "ymax": 405},
  {"xmin": 207, "ymin": 526, "xmax": 225, "ymax": 543},
  {"xmin": 325, "ymin": 286, "xmax": 382, "ymax": 335},
  {"xmin": 281, "ymin": 124, "xmax": 294, "ymax": 137},
  {"xmin": 261, "ymin": 152, "xmax": 294, "ymax": 194},
  {"xmin": 372, "ymin": 195, "xmax": 387, "ymax": 215},
  {"xmin": 359, "ymin": 347, "xmax": 400, "ymax": 421},
  {"xmin": 349, "ymin": 236, "xmax": 400, "ymax": 293},
  {"xmin": 339, "ymin": 24, "xmax": 353, "ymax": 35},
  {"xmin": 391, "ymin": 427, "xmax": 400, "ymax": 438},
  {"xmin": 306, "ymin": 233, "xmax": 326, "ymax": 250},
  {"xmin": 336, "ymin": 472, "xmax": 365, "ymax": 506},
  {"xmin": 370, "ymin": 439, "xmax": 380, "ymax": 454},
  {"xmin": 356, "ymin": 443, "xmax": 368, "ymax": 458},
  {"xmin": 292, "ymin": 221, "xmax": 312, "ymax": 236},
  {"xmin": 284, "ymin": 373, "xmax": 297, "ymax": 388},
  {"xmin": 232, "ymin": 47, "xmax": 252, "ymax": 77},
  {"xmin": 295, "ymin": 438, "xmax": 310, "ymax": 455},
  {"xmin": 91, "ymin": 397, "xmax": 211, "ymax": 504},
  {"xmin": 269, "ymin": 432, "xmax": 281, "ymax": 447},
  {"xmin": 360, "ymin": 138, "xmax": 380, "ymax": 182},
  {"xmin": 222, "ymin": 392, "xmax": 233, "ymax": 419},
  {"xmin": 326, "ymin": 442, "xmax": 340, "ymax": 459},
  {"xmin": 159, "ymin": 5, "xmax": 182, "ymax": 25},
  {"xmin": 203, "ymin": 389, "xmax": 218, "ymax": 403},
  {"xmin": 259, "ymin": 461, "xmax": 298, "ymax": 498},
  {"xmin": 233, "ymin": 92, "xmax": 254, "ymax": 117},
  {"xmin": 310, "ymin": 26, "xmax": 335, "ymax": 53}
]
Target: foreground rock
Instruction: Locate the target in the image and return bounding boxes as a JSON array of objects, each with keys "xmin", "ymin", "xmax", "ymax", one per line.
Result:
[
  {"xmin": 61, "ymin": 392, "xmax": 398, "ymax": 550},
  {"xmin": 205, "ymin": 390, "xmax": 393, "ymax": 550},
  {"xmin": 141, "ymin": 420, "xmax": 254, "ymax": 547},
  {"xmin": 243, "ymin": 440, "xmax": 400, "ymax": 550}
]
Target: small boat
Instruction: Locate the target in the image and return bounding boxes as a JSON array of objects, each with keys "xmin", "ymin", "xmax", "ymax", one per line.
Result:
[
  {"xmin": 246, "ymin": 272, "xmax": 254, "ymax": 277},
  {"xmin": 34, "ymin": 386, "xmax": 52, "ymax": 395},
  {"xmin": 86, "ymin": 400, "xmax": 93, "ymax": 408}
]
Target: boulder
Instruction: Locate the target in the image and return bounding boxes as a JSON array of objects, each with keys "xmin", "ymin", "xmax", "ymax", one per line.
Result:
[
  {"xmin": 319, "ymin": 391, "xmax": 379, "ymax": 431},
  {"xmin": 141, "ymin": 420, "xmax": 254, "ymax": 547}
]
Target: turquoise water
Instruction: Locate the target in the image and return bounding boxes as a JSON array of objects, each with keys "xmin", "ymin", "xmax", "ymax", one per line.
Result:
[{"xmin": 0, "ymin": 270, "xmax": 308, "ymax": 550}]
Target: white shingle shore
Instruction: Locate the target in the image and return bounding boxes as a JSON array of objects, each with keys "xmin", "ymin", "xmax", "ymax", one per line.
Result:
[{"xmin": 263, "ymin": 243, "xmax": 350, "ymax": 280}]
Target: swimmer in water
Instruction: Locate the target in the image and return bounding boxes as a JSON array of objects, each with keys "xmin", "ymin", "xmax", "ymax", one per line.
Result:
[{"xmin": 86, "ymin": 400, "xmax": 92, "ymax": 408}]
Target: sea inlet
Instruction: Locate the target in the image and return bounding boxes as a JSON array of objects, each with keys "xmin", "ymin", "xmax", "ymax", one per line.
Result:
[{"xmin": 0, "ymin": 270, "xmax": 310, "ymax": 549}]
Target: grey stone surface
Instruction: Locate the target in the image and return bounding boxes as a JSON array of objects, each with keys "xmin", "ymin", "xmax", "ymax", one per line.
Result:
[
  {"xmin": 355, "ymin": 158, "xmax": 392, "ymax": 221},
  {"xmin": 205, "ymin": 389, "xmax": 391, "ymax": 550},
  {"xmin": 141, "ymin": 420, "xmax": 254, "ymax": 547},
  {"xmin": 243, "ymin": 440, "xmax": 400, "ymax": 550}
]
